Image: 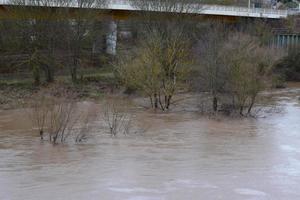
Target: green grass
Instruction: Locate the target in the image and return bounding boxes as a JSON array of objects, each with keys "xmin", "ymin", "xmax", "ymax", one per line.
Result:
[
  {"xmin": 0, "ymin": 78, "xmax": 34, "ymax": 88},
  {"xmin": 0, "ymin": 66, "xmax": 115, "ymax": 86}
]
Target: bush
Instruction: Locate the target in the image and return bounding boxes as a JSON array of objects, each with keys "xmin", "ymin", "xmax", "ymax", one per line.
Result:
[
  {"xmin": 115, "ymin": 24, "xmax": 192, "ymax": 111},
  {"xmin": 275, "ymin": 48, "xmax": 300, "ymax": 81}
]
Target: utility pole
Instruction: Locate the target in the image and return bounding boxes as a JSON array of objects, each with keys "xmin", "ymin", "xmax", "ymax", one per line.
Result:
[{"xmin": 248, "ymin": 0, "xmax": 251, "ymax": 9}]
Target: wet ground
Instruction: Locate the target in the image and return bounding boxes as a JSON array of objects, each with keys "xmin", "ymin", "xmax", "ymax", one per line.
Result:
[{"xmin": 0, "ymin": 86, "xmax": 299, "ymax": 200}]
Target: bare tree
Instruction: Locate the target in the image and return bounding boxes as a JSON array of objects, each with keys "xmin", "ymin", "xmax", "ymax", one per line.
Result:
[
  {"xmin": 10, "ymin": 0, "xmax": 72, "ymax": 84},
  {"xmin": 65, "ymin": 0, "xmax": 107, "ymax": 82},
  {"xmin": 195, "ymin": 21, "xmax": 230, "ymax": 112},
  {"xmin": 29, "ymin": 93, "xmax": 51, "ymax": 139},
  {"xmin": 116, "ymin": 29, "xmax": 192, "ymax": 110},
  {"xmin": 102, "ymin": 98, "xmax": 132, "ymax": 136},
  {"xmin": 28, "ymin": 86, "xmax": 78, "ymax": 144},
  {"xmin": 75, "ymin": 103, "xmax": 98, "ymax": 142},
  {"xmin": 47, "ymin": 97, "xmax": 77, "ymax": 143},
  {"xmin": 116, "ymin": 0, "xmax": 196, "ymax": 110},
  {"xmin": 4, "ymin": 0, "xmax": 108, "ymax": 84}
]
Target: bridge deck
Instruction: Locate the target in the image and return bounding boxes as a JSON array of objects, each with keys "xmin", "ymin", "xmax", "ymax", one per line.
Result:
[{"xmin": 0, "ymin": 0, "xmax": 299, "ymax": 19}]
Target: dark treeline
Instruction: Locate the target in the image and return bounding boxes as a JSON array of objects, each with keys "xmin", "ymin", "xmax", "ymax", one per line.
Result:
[{"xmin": 0, "ymin": 0, "xmax": 109, "ymax": 84}]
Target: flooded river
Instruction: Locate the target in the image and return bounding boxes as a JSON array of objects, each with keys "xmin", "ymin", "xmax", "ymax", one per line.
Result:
[{"xmin": 0, "ymin": 86, "xmax": 300, "ymax": 200}]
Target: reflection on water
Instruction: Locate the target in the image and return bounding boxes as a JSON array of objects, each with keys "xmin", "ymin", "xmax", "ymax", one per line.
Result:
[{"xmin": 0, "ymin": 87, "xmax": 300, "ymax": 200}]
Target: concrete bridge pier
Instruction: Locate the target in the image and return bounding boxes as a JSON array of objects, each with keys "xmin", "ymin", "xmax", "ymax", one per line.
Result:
[{"xmin": 106, "ymin": 19, "xmax": 118, "ymax": 55}]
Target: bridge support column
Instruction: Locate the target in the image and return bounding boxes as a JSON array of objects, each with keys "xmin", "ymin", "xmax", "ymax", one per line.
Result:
[{"xmin": 106, "ymin": 20, "xmax": 117, "ymax": 55}]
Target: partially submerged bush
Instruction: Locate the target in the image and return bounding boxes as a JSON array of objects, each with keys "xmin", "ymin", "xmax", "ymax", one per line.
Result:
[
  {"xmin": 115, "ymin": 20, "xmax": 192, "ymax": 111},
  {"xmin": 29, "ymin": 94, "xmax": 50, "ymax": 140},
  {"xmin": 102, "ymin": 98, "xmax": 132, "ymax": 136},
  {"xmin": 29, "ymin": 89, "xmax": 137, "ymax": 144},
  {"xmin": 75, "ymin": 104, "xmax": 98, "ymax": 143},
  {"xmin": 196, "ymin": 32, "xmax": 283, "ymax": 116},
  {"xmin": 47, "ymin": 97, "xmax": 76, "ymax": 143},
  {"xmin": 29, "ymin": 89, "xmax": 78, "ymax": 144},
  {"xmin": 220, "ymin": 33, "xmax": 282, "ymax": 116}
]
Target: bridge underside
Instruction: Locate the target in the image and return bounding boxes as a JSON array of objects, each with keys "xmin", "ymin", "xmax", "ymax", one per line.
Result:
[{"xmin": 0, "ymin": 5, "xmax": 282, "ymax": 23}]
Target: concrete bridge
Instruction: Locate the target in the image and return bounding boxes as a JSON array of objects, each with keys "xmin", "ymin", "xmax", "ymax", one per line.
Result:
[
  {"xmin": 0, "ymin": 0, "xmax": 298, "ymax": 19},
  {"xmin": 0, "ymin": 0, "xmax": 299, "ymax": 54},
  {"xmin": 271, "ymin": 31, "xmax": 300, "ymax": 48}
]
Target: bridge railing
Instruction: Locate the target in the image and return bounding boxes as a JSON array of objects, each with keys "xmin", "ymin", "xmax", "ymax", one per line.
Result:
[
  {"xmin": 0, "ymin": 0, "xmax": 298, "ymax": 17},
  {"xmin": 110, "ymin": 0, "xmax": 296, "ymax": 16},
  {"xmin": 202, "ymin": 4, "xmax": 289, "ymax": 15},
  {"xmin": 0, "ymin": 0, "xmax": 103, "ymax": 7}
]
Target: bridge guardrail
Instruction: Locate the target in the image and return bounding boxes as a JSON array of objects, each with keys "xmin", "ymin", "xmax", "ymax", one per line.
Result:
[{"xmin": 0, "ymin": 0, "xmax": 299, "ymax": 17}]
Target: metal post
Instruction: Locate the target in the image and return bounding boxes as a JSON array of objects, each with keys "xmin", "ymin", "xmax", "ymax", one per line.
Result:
[{"xmin": 248, "ymin": 0, "xmax": 251, "ymax": 10}]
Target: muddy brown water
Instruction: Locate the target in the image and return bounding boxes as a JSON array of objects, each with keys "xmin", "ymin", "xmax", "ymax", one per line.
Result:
[{"xmin": 0, "ymin": 86, "xmax": 300, "ymax": 200}]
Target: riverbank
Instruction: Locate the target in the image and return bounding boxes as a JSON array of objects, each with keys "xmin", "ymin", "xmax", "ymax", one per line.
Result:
[
  {"xmin": 0, "ymin": 72, "xmax": 117, "ymax": 110},
  {"xmin": 0, "ymin": 78, "xmax": 299, "ymax": 111},
  {"xmin": 0, "ymin": 82, "xmax": 298, "ymax": 129}
]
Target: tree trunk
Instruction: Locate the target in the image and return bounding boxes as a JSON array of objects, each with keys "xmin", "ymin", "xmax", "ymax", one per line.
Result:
[
  {"xmin": 213, "ymin": 96, "xmax": 218, "ymax": 112},
  {"xmin": 247, "ymin": 95, "xmax": 256, "ymax": 115},
  {"xmin": 154, "ymin": 93, "xmax": 158, "ymax": 109},
  {"xmin": 158, "ymin": 93, "xmax": 165, "ymax": 111},
  {"xmin": 44, "ymin": 65, "xmax": 54, "ymax": 83},
  {"xmin": 71, "ymin": 65, "xmax": 77, "ymax": 83},
  {"xmin": 166, "ymin": 95, "xmax": 172, "ymax": 110},
  {"xmin": 239, "ymin": 105, "xmax": 244, "ymax": 116},
  {"xmin": 149, "ymin": 95, "xmax": 154, "ymax": 108},
  {"xmin": 32, "ymin": 64, "xmax": 40, "ymax": 86},
  {"xmin": 39, "ymin": 130, "xmax": 43, "ymax": 140},
  {"xmin": 71, "ymin": 55, "xmax": 79, "ymax": 82}
]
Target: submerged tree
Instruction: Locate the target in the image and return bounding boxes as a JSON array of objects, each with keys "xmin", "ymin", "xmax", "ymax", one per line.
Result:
[
  {"xmin": 116, "ymin": 0, "xmax": 196, "ymax": 110},
  {"xmin": 116, "ymin": 23, "xmax": 192, "ymax": 110},
  {"xmin": 195, "ymin": 22, "xmax": 230, "ymax": 112},
  {"xmin": 221, "ymin": 33, "xmax": 282, "ymax": 115},
  {"xmin": 29, "ymin": 88, "xmax": 78, "ymax": 144}
]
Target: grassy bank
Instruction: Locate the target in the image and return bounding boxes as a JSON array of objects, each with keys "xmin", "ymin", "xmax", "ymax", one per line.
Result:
[{"xmin": 0, "ymin": 68, "xmax": 117, "ymax": 110}]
